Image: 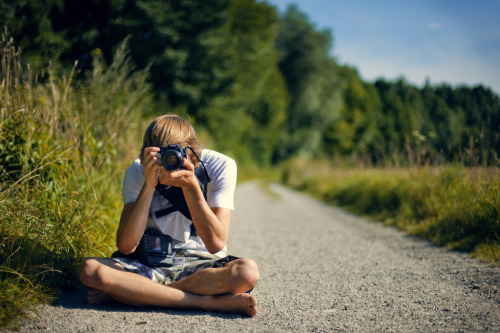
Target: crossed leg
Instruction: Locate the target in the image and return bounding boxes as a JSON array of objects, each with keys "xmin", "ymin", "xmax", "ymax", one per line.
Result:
[
  {"xmin": 169, "ymin": 258, "xmax": 259, "ymax": 295},
  {"xmin": 78, "ymin": 257, "xmax": 259, "ymax": 317}
]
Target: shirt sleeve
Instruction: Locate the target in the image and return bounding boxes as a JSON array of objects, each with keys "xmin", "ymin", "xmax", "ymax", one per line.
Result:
[
  {"xmin": 205, "ymin": 151, "xmax": 237, "ymax": 210},
  {"xmin": 122, "ymin": 160, "xmax": 145, "ymax": 204}
]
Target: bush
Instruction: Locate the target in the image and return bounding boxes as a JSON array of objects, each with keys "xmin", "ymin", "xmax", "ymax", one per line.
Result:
[{"xmin": 0, "ymin": 32, "xmax": 152, "ymax": 329}]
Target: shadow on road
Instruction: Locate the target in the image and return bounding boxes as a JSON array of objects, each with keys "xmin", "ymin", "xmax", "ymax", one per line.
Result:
[{"xmin": 52, "ymin": 288, "xmax": 244, "ymax": 320}]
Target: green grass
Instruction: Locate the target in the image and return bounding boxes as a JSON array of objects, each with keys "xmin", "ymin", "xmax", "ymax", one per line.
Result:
[
  {"xmin": 282, "ymin": 158, "xmax": 500, "ymax": 265},
  {"xmin": 0, "ymin": 33, "xmax": 152, "ymax": 329}
]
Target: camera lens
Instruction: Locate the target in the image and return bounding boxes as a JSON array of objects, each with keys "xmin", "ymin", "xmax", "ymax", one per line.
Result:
[{"xmin": 162, "ymin": 150, "xmax": 183, "ymax": 170}]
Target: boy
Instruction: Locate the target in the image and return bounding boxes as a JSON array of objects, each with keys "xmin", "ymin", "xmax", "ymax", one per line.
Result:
[{"xmin": 79, "ymin": 115, "xmax": 259, "ymax": 316}]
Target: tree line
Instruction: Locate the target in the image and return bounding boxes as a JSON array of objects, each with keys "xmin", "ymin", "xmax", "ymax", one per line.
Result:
[{"xmin": 3, "ymin": 0, "xmax": 499, "ymax": 166}]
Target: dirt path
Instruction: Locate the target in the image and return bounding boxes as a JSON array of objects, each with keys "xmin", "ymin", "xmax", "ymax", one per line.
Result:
[{"xmin": 16, "ymin": 181, "xmax": 499, "ymax": 332}]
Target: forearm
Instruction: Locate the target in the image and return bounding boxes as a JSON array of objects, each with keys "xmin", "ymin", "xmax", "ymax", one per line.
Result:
[
  {"xmin": 116, "ymin": 185, "xmax": 156, "ymax": 254},
  {"xmin": 183, "ymin": 184, "xmax": 229, "ymax": 253}
]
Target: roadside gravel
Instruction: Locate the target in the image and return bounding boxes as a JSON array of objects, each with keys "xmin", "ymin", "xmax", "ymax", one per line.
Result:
[{"xmin": 12, "ymin": 181, "xmax": 500, "ymax": 332}]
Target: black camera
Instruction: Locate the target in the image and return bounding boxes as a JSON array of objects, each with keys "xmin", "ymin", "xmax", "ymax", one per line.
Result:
[
  {"xmin": 159, "ymin": 144, "xmax": 187, "ymax": 171},
  {"xmin": 136, "ymin": 228, "xmax": 174, "ymax": 267}
]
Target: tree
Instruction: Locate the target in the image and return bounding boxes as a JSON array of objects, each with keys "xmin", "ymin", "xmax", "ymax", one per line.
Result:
[
  {"xmin": 1, "ymin": 0, "xmax": 68, "ymax": 69},
  {"xmin": 199, "ymin": 0, "xmax": 288, "ymax": 165},
  {"xmin": 374, "ymin": 78, "xmax": 423, "ymax": 155},
  {"xmin": 274, "ymin": 5, "xmax": 342, "ymax": 161},
  {"xmin": 49, "ymin": 0, "xmax": 234, "ymax": 115},
  {"xmin": 323, "ymin": 66, "xmax": 384, "ymax": 160}
]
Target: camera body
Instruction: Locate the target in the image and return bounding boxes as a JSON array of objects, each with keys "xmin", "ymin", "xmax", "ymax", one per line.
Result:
[
  {"xmin": 159, "ymin": 144, "xmax": 187, "ymax": 171},
  {"xmin": 137, "ymin": 228, "xmax": 173, "ymax": 267}
]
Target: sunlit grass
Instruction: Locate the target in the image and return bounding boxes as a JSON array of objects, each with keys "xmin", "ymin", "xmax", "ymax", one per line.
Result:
[
  {"xmin": 238, "ymin": 164, "xmax": 282, "ymax": 184},
  {"xmin": 0, "ymin": 32, "xmax": 152, "ymax": 328}
]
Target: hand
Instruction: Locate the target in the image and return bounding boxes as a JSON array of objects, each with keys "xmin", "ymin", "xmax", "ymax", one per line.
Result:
[
  {"xmin": 141, "ymin": 147, "xmax": 162, "ymax": 189},
  {"xmin": 158, "ymin": 157, "xmax": 198, "ymax": 189}
]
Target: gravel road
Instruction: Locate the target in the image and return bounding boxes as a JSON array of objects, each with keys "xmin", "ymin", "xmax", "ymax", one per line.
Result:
[{"xmin": 14, "ymin": 181, "xmax": 500, "ymax": 332}]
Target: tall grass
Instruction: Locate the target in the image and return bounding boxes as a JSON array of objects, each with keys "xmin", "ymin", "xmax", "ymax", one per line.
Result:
[
  {"xmin": 0, "ymin": 31, "xmax": 152, "ymax": 329},
  {"xmin": 282, "ymin": 158, "xmax": 500, "ymax": 264}
]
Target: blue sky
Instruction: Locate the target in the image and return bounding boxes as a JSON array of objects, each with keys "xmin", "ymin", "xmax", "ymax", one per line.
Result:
[{"xmin": 267, "ymin": 0, "xmax": 500, "ymax": 94}]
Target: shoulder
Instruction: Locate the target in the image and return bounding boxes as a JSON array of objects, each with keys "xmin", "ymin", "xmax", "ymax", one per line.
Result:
[
  {"xmin": 201, "ymin": 149, "xmax": 237, "ymax": 178},
  {"xmin": 123, "ymin": 159, "xmax": 144, "ymax": 184},
  {"xmin": 126, "ymin": 159, "xmax": 144, "ymax": 176},
  {"xmin": 201, "ymin": 150, "xmax": 237, "ymax": 209},
  {"xmin": 202, "ymin": 149, "xmax": 236, "ymax": 163},
  {"xmin": 122, "ymin": 159, "xmax": 144, "ymax": 203}
]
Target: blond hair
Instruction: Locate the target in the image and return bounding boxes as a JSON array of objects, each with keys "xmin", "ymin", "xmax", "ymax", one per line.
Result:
[{"xmin": 140, "ymin": 114, "xmax": 201, "ymax": 166}]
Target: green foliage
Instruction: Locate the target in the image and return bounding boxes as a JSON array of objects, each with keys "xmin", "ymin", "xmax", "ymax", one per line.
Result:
[
  {"xmin": 3, "ymin": 1, "xmax": 499, "ymax": 166},
  {"xmin": 322, "ymin": 66, "xmax": 385, "ymax": 159},
  {"xmin": 0, "ymin": 0, "xmax": 68, "ymax": 70},
  {"xmin": 282, "ymin": 159, "xmax": 500, "ymax": 264},
  {"xmin": 41, "ymin": 0, "xmax": 235, "ymax": 115},
  {"xmin": 198, "ymin": 0, "xmax": 288, "ymax": 166},
  {"xmin": 373, "ymin": 78, "xmax": 500, "ymax": 166},
  {"xmin": 0, "ymin": 32, "xmax": 152, "ymax": 328},
  {"xmin": 0, "ymin": 275, "xmax": 52, "ymax": 330},
  {"xmin": 275, "ymin": 5, "xmax": 342, "ymax": 160},
  {"xmin": 132, "ymin": 0, "xmax": 234, "ymax": 112}
]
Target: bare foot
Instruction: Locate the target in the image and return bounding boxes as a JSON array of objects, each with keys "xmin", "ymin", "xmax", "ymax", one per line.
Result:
[
  {"xmin": 206, "ymin": 293, "xmax": 258, "ymax": 317},
  {"xmin": 87, "ymin": 288, "xmax": 114, "ymax": 305}
]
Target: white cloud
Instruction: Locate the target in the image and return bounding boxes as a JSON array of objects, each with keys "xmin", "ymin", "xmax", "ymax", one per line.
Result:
[{"xmin": 427, "ymin": 22, "xmax": 441, "ymax": 30}]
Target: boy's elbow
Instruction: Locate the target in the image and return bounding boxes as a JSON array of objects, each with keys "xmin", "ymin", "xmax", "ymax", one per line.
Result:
[
  {"xmin": 206, "ymin": 239, "xmax": 227, "ymax": 254},
  {"xmin": 118, "ymin": 247, "xmax": 135, "ymax": 256},
  {"xmin": 116, "ymin": 240, "xmax": 137, "ymax": 255}
]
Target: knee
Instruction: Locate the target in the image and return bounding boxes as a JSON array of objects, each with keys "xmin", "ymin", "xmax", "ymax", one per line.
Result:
[
  {"xmin": 78, "ymin": 258, "xmax": 111, "ymax": 290},
  {"xmin": 229, "ymin": 258, "xmax": 260, "ymax": 293}
]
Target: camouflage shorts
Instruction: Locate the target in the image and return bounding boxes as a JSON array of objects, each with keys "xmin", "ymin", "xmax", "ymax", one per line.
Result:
[{"xmin": 111, "ymin": 249, "xmax": 239, "ymax": 285}]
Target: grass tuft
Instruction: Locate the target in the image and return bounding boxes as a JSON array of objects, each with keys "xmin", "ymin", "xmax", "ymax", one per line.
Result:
[{"xmin": 0, "ymin": 31, "xmax": 153, "ymax": 328}]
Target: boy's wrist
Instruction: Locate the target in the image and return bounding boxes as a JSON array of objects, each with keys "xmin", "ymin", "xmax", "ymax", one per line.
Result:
[
  {"xmin": 182, "ymin": 175, "xmax": 202, "ymax": 194},
  {"xmin": 142, "ymin": 180, "xmax": 158, "ymax": 193}
]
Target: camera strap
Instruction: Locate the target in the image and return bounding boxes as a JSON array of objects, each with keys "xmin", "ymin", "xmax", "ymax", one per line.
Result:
[{"xmin": 154, "ymin": 162, "xmax": 211, "ymax": 237}]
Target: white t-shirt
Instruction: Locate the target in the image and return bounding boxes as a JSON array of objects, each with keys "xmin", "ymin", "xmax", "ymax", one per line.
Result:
[{"xmin": 121, "ymin": 149, "xmax": 237, "ymax": 257}]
